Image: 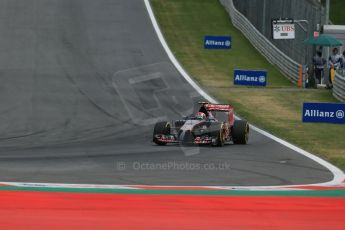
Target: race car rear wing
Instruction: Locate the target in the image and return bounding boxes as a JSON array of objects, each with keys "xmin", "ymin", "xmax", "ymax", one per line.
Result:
[
  {"xmin": 198, "ymin": 102, "xmax": 233, "ymax": 112},
  {"xmin": 198, "ymin": 102, "xmax": 234, "ymax": 125},
  {"xmin": 206, "ymin": 104, "xmax": 233, "ymax": 112}
]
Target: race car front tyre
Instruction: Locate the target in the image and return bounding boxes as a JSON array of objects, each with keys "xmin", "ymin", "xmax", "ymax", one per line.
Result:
[
  {"xmin": 153, "ymin": 121, "xmax": 171, "ymax": 145},
  {"xmin": 232, "ymin": 120, "xmax": 249, "ymax": 144},
  {"xmin": 211, "ymin": 123, "xmax": 225, "ymax": 147}
]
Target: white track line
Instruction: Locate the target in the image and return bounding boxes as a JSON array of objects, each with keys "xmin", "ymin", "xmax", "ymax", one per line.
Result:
[
  {"xmin": 0, "ymin": 182, "xmax": 140, "ymax": 190},
  {"xmin": 1, "ymin": 181, "xmax": 344, "ymax": 191},
  {"xmin": 144, "ymin": 0, "xmax": 345, "ymax": 188}
]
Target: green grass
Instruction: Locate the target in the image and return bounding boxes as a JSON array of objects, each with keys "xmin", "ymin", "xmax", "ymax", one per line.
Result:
[
  {"xmin": 330, "ymin": 0, "xmax": 345, "ymax": 25},
  {"xmin": 151, "ymin": 0, "xmax": 292, "ymax": 89},
  {"xmin": 151, "ymin": 0, "xmax": 345, "ymax": 170},
  {"xmin": 321, "ymin": 0, "xmax": 345, "ymax": 25}
]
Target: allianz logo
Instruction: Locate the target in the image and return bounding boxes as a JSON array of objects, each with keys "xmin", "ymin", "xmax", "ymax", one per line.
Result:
[
  {"xmin": 235, "ymin": 75, "xmax": 266, "ymax": 83},
  {"xmin": 205, "ymin": 40, "xmax": 231, "ymax": 47},
  {"xmin": 304, "ymin": 109, "xmax": 345, "ymax": 119}
]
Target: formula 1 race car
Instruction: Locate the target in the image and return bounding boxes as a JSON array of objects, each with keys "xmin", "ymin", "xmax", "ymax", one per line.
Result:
[{"xmin": 153, "ymin": 102, "xmax": 249, "ymax": 147}]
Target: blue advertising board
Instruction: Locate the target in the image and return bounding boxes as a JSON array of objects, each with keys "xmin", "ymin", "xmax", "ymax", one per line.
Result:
[
  {"xmin": 302, "ymin": 103, "xmax": 345, "ymax": 124},
  {"xmin": 204, "ymin": 36, "xmax": 231, "ymax": 49},
  {"xmin": 234, "ymin": 69, "xmax": 267, "ymax": 86}
]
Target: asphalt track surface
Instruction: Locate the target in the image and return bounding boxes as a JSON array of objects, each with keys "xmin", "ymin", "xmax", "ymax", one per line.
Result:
[{"xmin": 0, "ymin": 0, "xmax": 333, "ymax": 186}]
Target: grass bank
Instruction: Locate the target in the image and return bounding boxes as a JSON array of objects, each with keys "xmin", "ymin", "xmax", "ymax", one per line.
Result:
[
  {"xmin": 151, "ymin": 0, "xmax": 345, "ymax": 170},
  {"xmin": 330, "ymin": 0, "xmax": 345, "ymax": 25}
]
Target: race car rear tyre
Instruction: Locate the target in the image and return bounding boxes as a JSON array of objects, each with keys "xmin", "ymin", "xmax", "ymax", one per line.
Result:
[
  {"xmin": 232, "ymin": 120, "xmax": 249, "ymax": 144},
  {"xmin": 153, "ymin": 121, "xmax": 171, "ymax": 145},
  {"xmin": 211, "ymin": 123, "xmax": 225, "ymax": 147}
]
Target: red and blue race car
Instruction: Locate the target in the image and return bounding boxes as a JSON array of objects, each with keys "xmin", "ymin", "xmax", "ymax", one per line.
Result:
[{"xmin": 153, "ymin": 102, "xmax": 249, "ymax": 147}]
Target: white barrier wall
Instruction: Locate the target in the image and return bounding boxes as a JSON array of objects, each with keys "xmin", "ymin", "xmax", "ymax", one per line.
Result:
[{"xmin": 333, "ymin": 70, "xmax": 345, "ymax": 102}]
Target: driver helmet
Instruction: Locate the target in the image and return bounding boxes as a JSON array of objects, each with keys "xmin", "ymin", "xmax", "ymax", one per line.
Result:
[{"xmin": 195, "ymin": 112, "xmax": 206, "ymax": 120}]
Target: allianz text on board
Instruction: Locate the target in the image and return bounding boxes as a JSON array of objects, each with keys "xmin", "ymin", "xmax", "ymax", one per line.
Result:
[
  {"xmin": 303, "ymin": 103, "xmax": 345, "ymax": 124},
  {"xmin": 204, "ymin": 36, "xmax": 231, "ymax": 49},
  {"xmin": 234, "ymin": 69, "xmax": 267, "ymax": 87}
]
